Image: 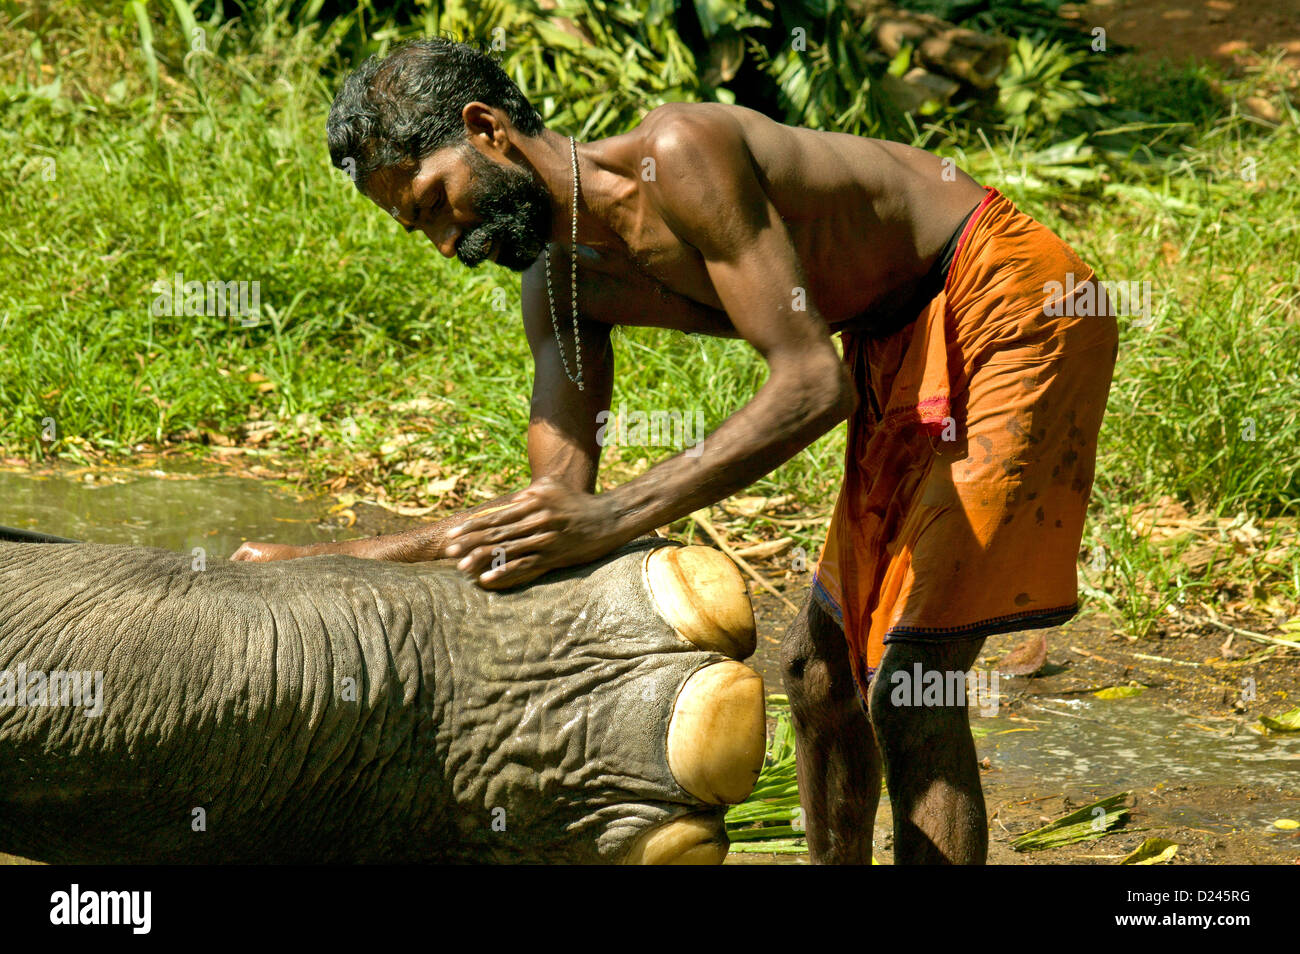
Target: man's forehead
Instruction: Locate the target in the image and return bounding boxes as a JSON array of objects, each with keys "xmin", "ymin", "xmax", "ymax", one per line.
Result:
[{"xmin": 363, "ymin": 165, "xmax": 412, "ymax": 210}]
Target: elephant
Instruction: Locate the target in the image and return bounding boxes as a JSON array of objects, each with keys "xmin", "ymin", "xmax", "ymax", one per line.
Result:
[{"xmin": 0, "ymin": 534, "xmax": 766, "ymax": 864}]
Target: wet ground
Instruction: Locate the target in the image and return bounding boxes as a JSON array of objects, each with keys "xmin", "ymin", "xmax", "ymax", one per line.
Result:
[
  {"xmin": 3, "ymin": 465, "xmax": 1297, "ymax": 865},
  {"xmin": 1072, "ymin": 0, "xmax": 1300, "ymax": 70},
  {"xmin": 737, "ymin": 591, "xmax": 1300, "ymax": 865}
]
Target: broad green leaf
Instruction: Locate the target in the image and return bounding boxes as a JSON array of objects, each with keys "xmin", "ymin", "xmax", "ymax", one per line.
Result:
[
  {"xmin": 1012, "ymin": 793, "xmax": 1131, "ymax": 851},
  {"xmin": 1260, "ymin": 706, "xmax": 1300, "ymax": 732},
  {"xmin": 887, "ymin": 43, "xmax": 912, "ymax": 78},
  {"xmin": 1120, "ymin": 837, "xmax": 1178, "ymax": 865}
]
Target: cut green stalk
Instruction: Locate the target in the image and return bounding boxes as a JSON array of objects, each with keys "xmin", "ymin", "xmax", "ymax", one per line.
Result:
[
  {"xmin": 1011, "ymin": 793, "xmax": 1132, "ymax": 852},
  {"xmin": 725, "ymin": 705, "xmax": 807, "ymax": 852}
]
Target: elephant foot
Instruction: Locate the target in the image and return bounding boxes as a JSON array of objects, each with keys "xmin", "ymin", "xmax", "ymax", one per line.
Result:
[
  {"xmin": 622, "ymin": 812, "xmax": 729, "ymax": 865},
  {"xmin": 621, "ymin": 545, "xmax": 767, "ymax": 864}
]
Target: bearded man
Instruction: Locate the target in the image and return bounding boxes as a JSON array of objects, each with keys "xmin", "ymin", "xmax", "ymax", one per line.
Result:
[{"xmin": 234, "ymin": 38, "xmax": 1118, "ymax": 864}]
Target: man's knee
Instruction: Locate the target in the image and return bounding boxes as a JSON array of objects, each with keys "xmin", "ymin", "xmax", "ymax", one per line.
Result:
[
  {"xmin": 868, "ymin": 640, "xmax": 983, "ymax": 750},
  {"xmin": 781, "ymin": 598, "xmax": 858, "ymax": 713}
]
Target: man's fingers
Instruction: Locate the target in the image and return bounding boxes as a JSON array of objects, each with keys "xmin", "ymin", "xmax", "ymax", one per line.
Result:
[
  {"xmin": 447, "ymin": 532, "xmax": 508, "ymax": 563},
  {"xmin": 446, "ymin": 484, "xmax": 562, "ymax": 542},
  {"xmin": 476, "ymin": 555, "xmax": 546, "ymax": 590},
  {"xmin": 446, "ymin": 500, "xmax": 535, "ymax": 546},
  {"xmin": 454, "ymin": 532, "xmax": 559, "ymax": 577},
  {"xmin": 446, "ymin": 514, "xmax": 556, "ymax": 556}
]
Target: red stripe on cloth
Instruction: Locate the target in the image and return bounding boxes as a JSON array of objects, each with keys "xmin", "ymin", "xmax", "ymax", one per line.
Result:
[{"xmin": 944, "ymin": 186, "xmax": 1000, "ymax": 297}]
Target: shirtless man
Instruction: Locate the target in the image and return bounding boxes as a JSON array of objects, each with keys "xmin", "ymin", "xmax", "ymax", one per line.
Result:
[{"xmin": 234, "ymin": 38, "xmax": 1118, "ymax": 864}]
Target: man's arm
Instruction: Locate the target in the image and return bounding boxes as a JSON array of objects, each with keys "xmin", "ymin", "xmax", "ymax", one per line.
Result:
[
  {"xmin": 519, "ymin": 254, "xmax": 614, "ymax": 494},
  {"xmin": 596, "ymin": 111, "xmax": 855, "ymax": 539},
  {"xmin": 446, "ymin": 109, "xmax": 856, "ymax": 585},
  {"xmin": 231, "ymin": 262, "xmax": 613, "ymax": 564}
]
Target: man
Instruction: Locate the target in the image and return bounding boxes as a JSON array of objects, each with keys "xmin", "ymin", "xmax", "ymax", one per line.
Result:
[{"xmin": 234, "ymin": 38, "xmax": 1118, "ymax": 864}]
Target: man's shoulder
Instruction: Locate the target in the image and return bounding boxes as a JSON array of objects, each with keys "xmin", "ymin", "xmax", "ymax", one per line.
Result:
[
  {"xmin": 634, "ymin": 101, "xmax": 749, "ymax": 156},
  {"xmin": 631, "ymin": 103, "xmax": 763, "ymax": 216}
]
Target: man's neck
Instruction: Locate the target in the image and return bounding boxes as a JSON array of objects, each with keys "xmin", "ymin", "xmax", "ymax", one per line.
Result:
[{"xmin": 522, "ymin": 128, "xmax": 619, "ymax": 251}]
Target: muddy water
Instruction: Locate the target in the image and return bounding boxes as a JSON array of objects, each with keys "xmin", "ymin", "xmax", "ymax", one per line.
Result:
[
  {"xmin": 1, "ymin": 467, "xmax": 347, "ymax": 865},
  {"xmin": 974, "ymin": 696, "xmax": 1300, "ymax": 828},
  {"xmin": 727, "ymin": 674, "xmax": 1300, "ymax": 824},
  {"xmin": 742, "ymin": 596, "xmax": 1300, "ymax": 863},
  {"xmin": 0, "ymin": 468, "xmax": 338, "ymax": 557}
]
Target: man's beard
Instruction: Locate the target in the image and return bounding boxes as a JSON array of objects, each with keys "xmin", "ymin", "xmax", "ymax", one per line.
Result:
[{"xmin": 455, "ymin": 147, "xmax": 552, "ymax": 271}]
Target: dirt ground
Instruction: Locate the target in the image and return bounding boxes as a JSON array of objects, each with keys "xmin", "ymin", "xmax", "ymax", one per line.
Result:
[{"xmin": 1071, "ymin": 0, "xmax": 1300, "ymax": 68}]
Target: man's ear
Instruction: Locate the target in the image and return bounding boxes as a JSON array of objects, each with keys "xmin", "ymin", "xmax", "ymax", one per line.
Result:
[{"xmin": 462, "ymin": 102, "xmax": 511, "ymax": 156}]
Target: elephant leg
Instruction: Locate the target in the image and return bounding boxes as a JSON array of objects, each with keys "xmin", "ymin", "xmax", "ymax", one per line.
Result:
[{"xmin": 0, "ymin": 540, "xmax": 769, "ymax": 864}]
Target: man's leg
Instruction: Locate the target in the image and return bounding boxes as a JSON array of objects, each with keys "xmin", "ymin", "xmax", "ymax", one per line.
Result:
[
  {"xmin": 868, "ymin": 635, "xmax": 988, "ymax": 864},
  {"xmin": 780, "ymin": 595, "xmax": 881, "ymax": 864}
]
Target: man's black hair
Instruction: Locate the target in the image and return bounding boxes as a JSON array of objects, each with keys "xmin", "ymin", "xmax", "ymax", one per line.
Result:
[{"xmin": 327, "ymin": 37, "xmax": 545, "ymax": 191}]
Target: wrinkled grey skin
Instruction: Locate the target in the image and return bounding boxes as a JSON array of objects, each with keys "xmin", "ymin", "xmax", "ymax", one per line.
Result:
[{"xmin": 0, "ymin": 538, "xmax": 725, "ymax": 863}]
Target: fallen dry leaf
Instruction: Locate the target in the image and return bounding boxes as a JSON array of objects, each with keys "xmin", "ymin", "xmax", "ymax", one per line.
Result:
[
  {"xmin": 725, "ymin": 494, "xmax": 796, "ymax": 518},
  {"xmin": 997, "ymin": 632, "xmax": 1048, "ymax": 676},
  {"xmin": 425, "ymin": 474, "xmax": 461, "ymax": 497}
]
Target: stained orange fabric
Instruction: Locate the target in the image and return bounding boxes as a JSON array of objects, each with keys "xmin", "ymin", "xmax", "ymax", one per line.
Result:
[{"xmin": 812, "ymin": 187, "xmax": 1118, "ymax": 697}]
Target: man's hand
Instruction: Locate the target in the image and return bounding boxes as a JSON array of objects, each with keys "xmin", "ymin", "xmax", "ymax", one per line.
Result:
[
  {"xmin": 230, "ymin": 541, "xmax": 312, "ymax": 562},
  {"xmin": 443, "ymin": 476, "xmax": 628, "ymax": 589}
]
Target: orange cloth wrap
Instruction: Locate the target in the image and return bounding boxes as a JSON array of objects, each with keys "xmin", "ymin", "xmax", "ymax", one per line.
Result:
[{"xmin": 812, "ymin": 188, "xmax": 1119, "ymax": 697}]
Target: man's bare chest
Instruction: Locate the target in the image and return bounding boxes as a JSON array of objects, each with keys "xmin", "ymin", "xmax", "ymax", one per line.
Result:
[{"xmin": 565, "ymin": 241, "xmax": 732, "ymax": 336}]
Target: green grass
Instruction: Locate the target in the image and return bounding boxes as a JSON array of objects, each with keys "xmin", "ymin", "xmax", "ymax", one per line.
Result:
[{"xmin": 2, "ymin": 1, "xmax": 1297, "ymax": 629}]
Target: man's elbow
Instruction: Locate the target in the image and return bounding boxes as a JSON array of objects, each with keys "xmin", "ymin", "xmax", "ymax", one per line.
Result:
[
  {"xmin": 821, "ymin": 358, "xmax": 858, "ymax": 425},
  {"xmin": 773, "ymin": 353, "xmax": 857, "ymax": 433}
]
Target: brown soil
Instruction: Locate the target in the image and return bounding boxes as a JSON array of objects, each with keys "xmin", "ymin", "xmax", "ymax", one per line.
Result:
[{"xmin": 1069, "ymin": 0, "xmax": 1300, "ymax": 68}]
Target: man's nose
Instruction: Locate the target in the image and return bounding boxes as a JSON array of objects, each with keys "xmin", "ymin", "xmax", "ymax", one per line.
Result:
[{"xmin": 432, "ymin": 225, "xmax": 460, "ymax": 259}]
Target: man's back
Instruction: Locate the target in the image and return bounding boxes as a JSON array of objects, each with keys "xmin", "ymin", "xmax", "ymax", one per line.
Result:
[{"xmin": 555, "ymin": 101, "xmax": 988, "ymax": 336}]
